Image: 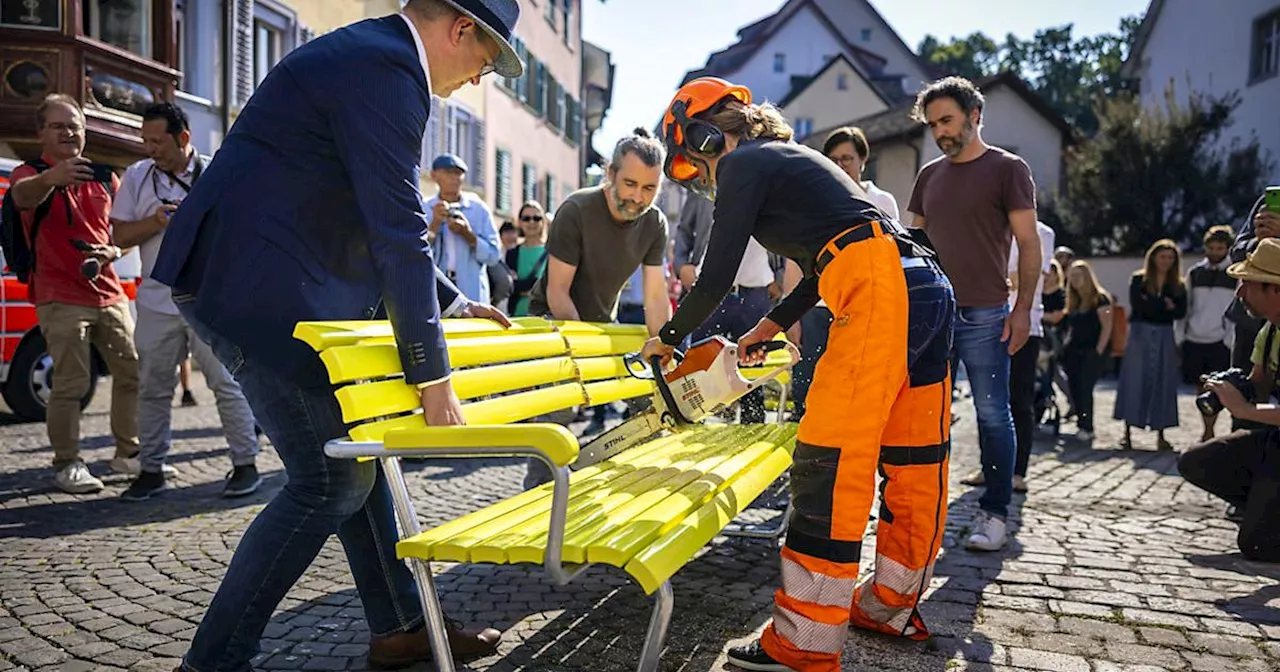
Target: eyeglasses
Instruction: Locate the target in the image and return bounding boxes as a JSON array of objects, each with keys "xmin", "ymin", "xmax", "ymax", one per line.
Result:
[
  {"xmin": 45, "ymin": 122, "xmax": 83, "ymax": 134},
  {"xmin": 829, "ymin": 155, "xmax": 860, "ymax": 167},
  {"xmin": 520, "ymin": 215, "xmax": 543, "ymax": 222}
]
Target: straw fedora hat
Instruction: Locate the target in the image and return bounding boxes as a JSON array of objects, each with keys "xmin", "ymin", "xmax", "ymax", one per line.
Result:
[{"xmin": 1228, "ymin": 238, "xmax": 1280, "ymax": 285}]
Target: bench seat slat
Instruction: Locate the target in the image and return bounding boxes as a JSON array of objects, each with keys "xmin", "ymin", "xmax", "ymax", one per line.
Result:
[
  {"xmin": 584, "ymin": 426, "xmax": 794, "ymax": 567},
  {"xmin": 494, "ymin": 430, "xmax": 756, "ymax": 564},
  {"xmin": 294, "ymin": 317, "xmax": 556, "ymax": 351},
  {"xmin": 562, "ymin": 333, "xmax": 647, "ymax": 358},
  {"xmin": 518, "ymin": 429, "xmax": 772, "ymax": 564},
  {"xmin": 624, "ymin": 448, "xmax": 794, "ymax": 594},
  {"xmin": 574, "ymin": 355, "xmax": 631, "ymax": 382},
  {"xmin": 582, "ymin": 378, "xmax": 653, "ymax": 406},
  {"xmin": 395, "ymin": 424, "xmax": 798, "ymax": 574},
  {"xmin": 347, "ymin": 382, "xmax": 585, "ymax": 442},
  {"xmin": 419, "ymin": 432, "xmax": 698, "ymax": 563},
  {"xmin": 399, "ymin": 430, "xmax": 704, "ymax": 562}
]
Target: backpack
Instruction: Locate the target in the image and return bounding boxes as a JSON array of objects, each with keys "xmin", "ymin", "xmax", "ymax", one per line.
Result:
[{"xmin": 1, "ymin": 160, "xmax": 115, "ymax": 284}]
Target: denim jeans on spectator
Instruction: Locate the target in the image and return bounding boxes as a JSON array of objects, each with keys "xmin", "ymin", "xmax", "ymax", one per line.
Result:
[
  {"xmin": 952, "ymin": 304, "xmax": 1016, "ymax": 519},
  {"xmin": 174, "ymin": 296, "xmax": 423, "ymax": 672}
]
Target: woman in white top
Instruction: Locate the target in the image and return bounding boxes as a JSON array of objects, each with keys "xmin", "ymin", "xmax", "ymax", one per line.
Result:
[{"xmin": 784, "ymin": 126, "xmax": 901, "ymax": 419}]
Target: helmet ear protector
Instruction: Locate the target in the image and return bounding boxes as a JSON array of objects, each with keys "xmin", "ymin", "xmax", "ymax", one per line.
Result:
[{"xmin": 663, "ymin": 97, "xmax": 731, "ymax": 199}]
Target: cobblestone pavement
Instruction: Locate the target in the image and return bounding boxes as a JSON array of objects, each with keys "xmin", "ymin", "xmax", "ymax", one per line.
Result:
[{"xmin": 1, "ymin": 376, "xmax": 1278, "ymax": 671}]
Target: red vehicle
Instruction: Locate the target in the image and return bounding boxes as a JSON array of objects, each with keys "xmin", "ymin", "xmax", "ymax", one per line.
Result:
[{"xmin": 0, "ymin": 157, "xmax": 140, "ymax": 420}]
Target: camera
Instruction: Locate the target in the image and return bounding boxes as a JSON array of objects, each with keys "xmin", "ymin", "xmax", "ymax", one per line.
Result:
[{"xmin": 1196, "ymin": 368, "xmax": 1256, "ymax": 415}]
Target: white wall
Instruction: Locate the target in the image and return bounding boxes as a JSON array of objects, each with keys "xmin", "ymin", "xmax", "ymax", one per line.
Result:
[
  {"xmin": 919, "ymin": 86, "xmax": 1065, "ymax": 203},
  {"xmin": 813, "ymin": 0, "xmax": 931, "ymax": 92},
  {"xmin": 731, "ymin": 7, "xmax": 847, "ymax": 103},
  {"xmin": 782, "ymin": 59, "xmax": 889, "ymax": 136},
  {"xmin": 1135, "ymin": 0, "xmax": 1280, "ymax": 182}
]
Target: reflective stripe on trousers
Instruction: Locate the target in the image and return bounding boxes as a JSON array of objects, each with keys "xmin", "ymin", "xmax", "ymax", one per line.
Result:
[{"xmin": 761, "ymin": 239, "xmax": 954, "ymax": 671}]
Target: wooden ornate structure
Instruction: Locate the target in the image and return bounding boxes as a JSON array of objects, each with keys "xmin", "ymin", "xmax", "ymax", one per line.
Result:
[{"xmin": 1, "ymin": 0, "xmax": 179, "ymax": 166}]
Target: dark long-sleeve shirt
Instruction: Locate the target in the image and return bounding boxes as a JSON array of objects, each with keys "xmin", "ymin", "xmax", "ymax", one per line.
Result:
[
  {"xmin": 658, "ymin": 139, "xmax": 886, "ymax": 346},
  {"xmin": 1128, "ymin": 274, "xmax": 1188, "ymax": 324}
]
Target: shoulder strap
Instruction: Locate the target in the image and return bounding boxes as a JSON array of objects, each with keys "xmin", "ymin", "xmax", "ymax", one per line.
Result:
[{"xmin": 24, "ymin": 161, "xmax": 56, "ymax": 252}]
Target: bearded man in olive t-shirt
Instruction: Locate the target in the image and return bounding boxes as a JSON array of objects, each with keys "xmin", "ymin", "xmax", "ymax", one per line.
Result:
[
  {"xmin": 524, "ymin": 128, "xmax": 672, "ymax": 487},
  {"xmin": 906, "ymin": 76, "xmax": 1042, "ymax": 554}
]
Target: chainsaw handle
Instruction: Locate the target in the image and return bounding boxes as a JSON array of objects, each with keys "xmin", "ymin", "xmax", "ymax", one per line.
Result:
[
  {"xmin": 739, "ymin": 340, "xmax": 802, "ymax": 393},
  {"xmin": 743, "ymin": 340, "xmax": 788, "ymax": 360},
  {"xmin": 624, "ymin": 349, "xmax": 683, "ymax": 379},
  {"xmin": 650, "ymin": 354, "xmax": 695, "ymax": 426}
]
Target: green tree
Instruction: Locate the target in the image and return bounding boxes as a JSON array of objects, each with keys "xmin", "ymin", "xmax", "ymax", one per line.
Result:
[
  {"xmin": 1049, "ymin": 87, "xmax": 1273, "ymax": 255},
  {"xmin": 916, "ymin": 17, "xmax": 1142, "ymax": 135}
]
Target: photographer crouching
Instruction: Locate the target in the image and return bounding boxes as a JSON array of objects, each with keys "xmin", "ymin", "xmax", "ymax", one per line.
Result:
[{"xmin": 1179, "ymin": 237, "xmax": 1280, "ymax": 562}]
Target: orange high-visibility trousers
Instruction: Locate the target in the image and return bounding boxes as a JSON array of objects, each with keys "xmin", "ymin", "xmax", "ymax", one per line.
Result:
[{"xmin": 761, "ymin": 226, "xmax": 954, "ymax": 671}]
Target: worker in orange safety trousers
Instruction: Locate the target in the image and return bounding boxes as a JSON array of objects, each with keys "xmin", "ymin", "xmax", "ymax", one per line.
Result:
[{"xmin": 640, "ymin": 77, "xmax": 957, "ymax": 671}]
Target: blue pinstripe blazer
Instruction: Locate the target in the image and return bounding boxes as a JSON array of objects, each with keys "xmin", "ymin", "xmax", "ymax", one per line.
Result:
[{"xmin": 152, "ymin": 16, "xmax": 461, "ymax": 388}]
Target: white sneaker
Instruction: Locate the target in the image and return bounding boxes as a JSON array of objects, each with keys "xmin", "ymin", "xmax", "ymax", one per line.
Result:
[
  {"xmin": 966, "ymin": 511, "xmax": 1008, "ymax": 552},
  {"xmin": 55, "ymin": 462, "xmax": 104, "ymax": 494}
]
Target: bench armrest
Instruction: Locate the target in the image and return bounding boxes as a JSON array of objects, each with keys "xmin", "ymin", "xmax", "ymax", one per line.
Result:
[{"xmin": 324, "ymin": 424, "xmax": 580, "ymax": 467}]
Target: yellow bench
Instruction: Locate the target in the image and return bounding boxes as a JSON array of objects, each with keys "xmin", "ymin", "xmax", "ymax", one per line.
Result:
[{"xmin": 293, "ymin": 317, "xmax": 798, "ymax": 672}]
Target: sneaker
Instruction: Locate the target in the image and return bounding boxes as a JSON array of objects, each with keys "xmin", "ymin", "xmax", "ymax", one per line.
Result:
[
  {"xmin": 180, "ymin": 390, "xmax": 198, "ymax": 407},
  {"xmin": 54, "ymin": 462, "xmax": 104, "ymax": 494},
  {"xmin": 121, "ymin": 470, "xmax": 167, "ymax": 501},
  {"xmin": 223, "ymin": 465, "xmax": 262, "ymax": 498},
  {"xmin": 1012, "ymin": 475, "xmax": 1028, "ymax": 493},
  {"xmin": 960, "ymin": 469, "xmax": 985, "ymax": 486},
  {"xmin": 726, "ymin": 639, "xmax": 793, "ymax": 671},
  {"xmin": 966, "ymin": 511, "xmax": 1008, "ymax": 552}
]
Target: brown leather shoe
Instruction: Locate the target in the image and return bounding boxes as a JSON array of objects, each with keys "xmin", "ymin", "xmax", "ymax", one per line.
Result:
[{"xmin": 368, "ymin": 621, "xmax": 502, "ymax": 668}]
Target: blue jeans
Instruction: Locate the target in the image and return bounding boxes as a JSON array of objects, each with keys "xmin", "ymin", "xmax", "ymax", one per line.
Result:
[
  {"xmin": 790, "ymin": 306, "xmax": 834, "ymax": 420},
  {"xmin": 952, "ymin": 304, "xmax": 1016, "ymax": 518},
  {"xmin": 175, "ymin": 296, "xmax": 423, "ymax": 672}
]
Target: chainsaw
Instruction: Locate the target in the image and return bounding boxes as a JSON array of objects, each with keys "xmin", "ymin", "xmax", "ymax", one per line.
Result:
[{"xmin": 570, "ymin": 335, "xmax": 801, "ymax": 469}]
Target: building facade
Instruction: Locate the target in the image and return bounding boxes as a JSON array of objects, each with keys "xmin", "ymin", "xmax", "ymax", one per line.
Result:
[{"xmin": 1123, "ymin": 0, "xmax": 1280, "ymax": 183}]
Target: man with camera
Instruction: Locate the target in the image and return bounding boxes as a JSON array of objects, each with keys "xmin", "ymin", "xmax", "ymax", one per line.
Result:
[
  {"xmin": 425, "ymin": 153, "xmax": 502, "ymax": 303},
  {"xmin": 1178, "ymin": 237, "xmax": 1280, "ymax": 562},
  {"xmin": 7, "ymin": 93, "xmax": 140, "ymax": 494},
  {"xmin": 111, "ymin": 102, "xmax": 263, "ymax": 501}
]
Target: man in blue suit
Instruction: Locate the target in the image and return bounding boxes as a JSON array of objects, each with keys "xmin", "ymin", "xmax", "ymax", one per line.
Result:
[{"xmin": 149, "ymin": 1, "xmax": 522, "ymax": 669}]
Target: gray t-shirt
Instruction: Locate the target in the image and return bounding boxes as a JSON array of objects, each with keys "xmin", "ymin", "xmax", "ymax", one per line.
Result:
[{"xmin": 529, "ymin": 186, "xmax": 668, "ymax": 322}]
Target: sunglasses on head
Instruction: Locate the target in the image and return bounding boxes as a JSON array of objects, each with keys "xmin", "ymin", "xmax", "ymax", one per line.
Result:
[{"xmin": 520, "ymin": 215, "xmax": 543, "ymax": 222}]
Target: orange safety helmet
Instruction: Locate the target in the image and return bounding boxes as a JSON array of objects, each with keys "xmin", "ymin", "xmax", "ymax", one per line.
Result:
[{"xmin": 661, "ymin": 77, "xmax": 752, "ymax": 199}]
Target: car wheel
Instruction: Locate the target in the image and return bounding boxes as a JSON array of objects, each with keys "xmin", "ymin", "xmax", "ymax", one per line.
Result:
[{"xmin": 1, "ymin": 332, "xmax": 96, "ymax": 422}]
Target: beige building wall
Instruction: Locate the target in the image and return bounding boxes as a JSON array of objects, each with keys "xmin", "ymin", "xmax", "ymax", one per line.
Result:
[
  {"xmin": 289, "ymin": 0, "xmax": 365, "ymax": 34},
  {"xmin": 868, "ymin": 139, "xmax": 923, "ymax": 218},
  {"xmin": 781, "ymin": 58, "xmax": 889, "ymax": 135}
]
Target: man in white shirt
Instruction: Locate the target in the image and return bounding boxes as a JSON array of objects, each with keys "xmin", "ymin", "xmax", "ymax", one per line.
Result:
[
  {"xmin": 1007, "ymin": 220, "xmax": 1055, "ymax": 492},
  {"xmin": 674, "ymin": 192, "xmax": 777, "ymax": 422},
  {"xmin": 111, "ymin": 102, "xmax": 262, "ymax": 501}
]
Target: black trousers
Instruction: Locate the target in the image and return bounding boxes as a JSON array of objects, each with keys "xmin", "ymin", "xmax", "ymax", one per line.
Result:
[
  {"xmin": 1178, "ymin": 429, "xmax": 1280, "ymax": 563},
  {"xmin": 1062, "ymin": 347, "xmax": 1104, "ymax": 432},
  {"xmin": 1011, "ymin": 336, "xmax": 1041, "ymax": 477}
]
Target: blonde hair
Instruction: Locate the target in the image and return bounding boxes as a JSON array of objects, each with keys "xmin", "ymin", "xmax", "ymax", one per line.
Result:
[
  {"xmin": 705, "ymin": 99, "xmax": 794, "ymax": 142},
  {"xmin": 1138, "ymin": 238, "xmax": 1185, "ymax": 296},
  {"xmin": 1066, "ymin": 260, "xmax": 1109, "ymax": 313}
]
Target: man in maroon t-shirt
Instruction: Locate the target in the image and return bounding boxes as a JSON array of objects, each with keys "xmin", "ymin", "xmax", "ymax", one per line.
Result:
[
  {"xmin": 906, "ymin": 77, "xmax": 1042, "ymax": 553},
  {"xmin": 8, "ymin": 94, "xmax": 139, "ymax": 494}
]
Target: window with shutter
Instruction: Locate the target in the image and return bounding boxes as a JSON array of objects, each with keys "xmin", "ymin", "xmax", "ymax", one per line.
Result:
[
  {"xmin": 469, "ymin": 117, "xmax": 485, "ymax": 191},
  {"xmin": 231, "ymin": 0, "xmax": 254, "ymax": 106},
  {"xmin": 495, "ymin": 148, "xmax": 512, "ymax": 214},
  {"xmin": 531, "ymin": 60, "xmax": 545, "ymax": 116},
  {"xmin": 561, "ymin": 0, "xmax": 572, "ymax": 46},
  {"xmin": 544, "ymin": 174, "xmax": 556, "ymax": 211},
  {"xmin": 522, "ymin": 162, "xmax": 537, "ymax": 203},
  {"xmin": 515, "ymin": 42, "xmax": 530, "ymax": 102},
  {"xmin": 422, "ymin": 97, "xmax": 444, "ymax": 167}
]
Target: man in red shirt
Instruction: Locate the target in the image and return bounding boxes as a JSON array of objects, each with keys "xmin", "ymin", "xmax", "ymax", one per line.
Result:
[{"xmin": 8, "ymin": 93, "xmax": 140, "ymax": 494}]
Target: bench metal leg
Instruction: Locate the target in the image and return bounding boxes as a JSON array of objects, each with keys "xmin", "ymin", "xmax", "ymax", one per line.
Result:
[
  {"xmin": 636, "ymin": 582, "xmax": 673, "ymax": 672},
  {"xmin": 382, "ymin": 456, "xmax": 456, "ymax": 672}
]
